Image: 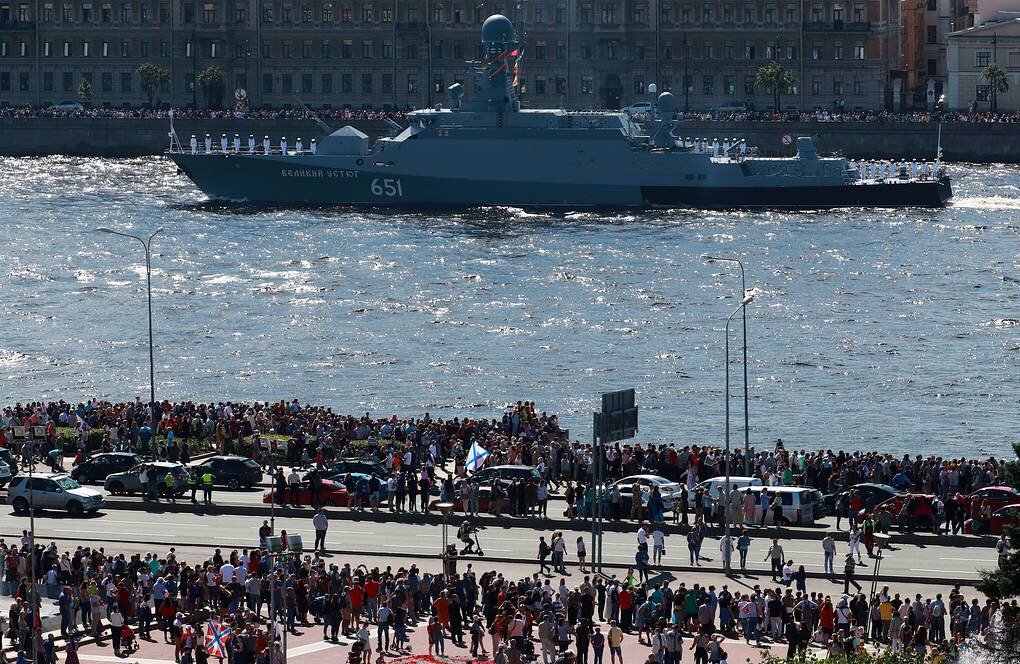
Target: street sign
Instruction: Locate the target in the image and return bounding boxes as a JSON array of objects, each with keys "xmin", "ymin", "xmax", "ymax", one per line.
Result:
[{"xmin": 599, "ymin": 388, "xmax": 638, "ymax": 443}]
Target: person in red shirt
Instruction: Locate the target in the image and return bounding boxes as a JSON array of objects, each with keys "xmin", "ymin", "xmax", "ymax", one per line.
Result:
[
  {"xmin": 618, "ymin": 587, "xmax": 634, "ymax": 631},
  {"xmin": 818, "ymin": 596, "xmax": 835, "ymax": 644},
  {"xmin": 364, "ymin": 577, "xmax": 380, "ymax": 618},
  {"xmin": 348, "ymin": 582, "xmax": 365, "ymax": 625}
]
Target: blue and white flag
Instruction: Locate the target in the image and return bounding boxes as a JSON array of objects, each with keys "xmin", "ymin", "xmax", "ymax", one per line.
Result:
[{"xmin": 466, "ymin": 441, "xmax": 489, "ymax": 473}]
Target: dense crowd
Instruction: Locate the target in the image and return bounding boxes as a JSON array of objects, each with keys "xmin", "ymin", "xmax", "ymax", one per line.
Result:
[
  {"xmin": 0, "ymin": 528, "xmax": 998, "ymax": 664},
  {"xmin": 2, "ymin": 104, "xmax": 1019, "ymax": 125},
  {"xmin": 0, "ymin": 399, "xmax": 1007, "ymax": 533},
  {"xmin": 0, "ymin": 106, "xmax": 409, "ymax": 122}
]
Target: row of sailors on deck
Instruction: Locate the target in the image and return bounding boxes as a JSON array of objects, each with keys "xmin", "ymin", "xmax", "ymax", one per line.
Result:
[
  {"xmin": 850, "ymin": 159, "xmax": 936, "ymax": 181},
  {"xmin": 189, "ymin": 133, "xmax": 318, "ymax": 155},
  {"xmin": 684, "ymin": 137, "xmax": 748, "ymax": 157}
]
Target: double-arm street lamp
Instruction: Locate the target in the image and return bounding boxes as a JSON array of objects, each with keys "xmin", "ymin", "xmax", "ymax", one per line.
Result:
[
  {"xmin": 722, "ymin": 294, "xmax": 753, "ymax": 575},
  {"xmin": 96, "ymin": 227, "xmax": 164, "ymax": 441},
  {"xmin": 704, "ymin": 255, "xmax": 752, "ymax": 475}
]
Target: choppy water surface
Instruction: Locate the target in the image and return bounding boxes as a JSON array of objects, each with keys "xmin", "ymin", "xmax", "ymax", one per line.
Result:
[{"xmin": 0, "ymin": 157, "xmax": 1017, "ymax": 456}]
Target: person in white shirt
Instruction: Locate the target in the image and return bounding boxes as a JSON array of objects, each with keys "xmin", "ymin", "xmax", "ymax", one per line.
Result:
[
  {"xmin": 637, "ymin": 524, "xmax": 649, "ymax": 547},
  {"xmin": 651, "ymin": 528, "xmax": 666, "ymax": 565},
  {"xmin": 219, "ymin": 562, "xmax": 235, "ymax": 584}
]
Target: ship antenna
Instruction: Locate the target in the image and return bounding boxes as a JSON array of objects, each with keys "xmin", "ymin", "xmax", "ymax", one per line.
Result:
[
  {"xmin": 935, "ymin": 118, "xmax": 944, "ymax": 175},
  {"xmin": 167, "ymin": 108, "xmax": 183, "ymax": 153},
  {"xmin": 293, "ymin": 96, "xmax": 333, "ymax": 135}
]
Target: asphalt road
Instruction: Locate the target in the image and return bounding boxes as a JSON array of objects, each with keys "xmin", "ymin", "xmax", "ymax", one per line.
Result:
[{"xmin": 0, "ymin": 505, "xmax": 996, "ymax": 581}]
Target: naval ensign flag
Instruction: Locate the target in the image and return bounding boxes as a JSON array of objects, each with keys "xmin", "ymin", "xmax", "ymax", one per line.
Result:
[{"xmin": 466, "ymin": 442, "xmax": 489, "ymax": 473}]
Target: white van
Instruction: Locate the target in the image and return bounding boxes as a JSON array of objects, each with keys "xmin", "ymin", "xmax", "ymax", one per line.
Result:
[
  {"xmin": 741, "ymin": 485, "xmax": 826, "ymax": 526},
  {"xmin": 697, "ymin": 476, "xmax": 763, "ymax": 519}
]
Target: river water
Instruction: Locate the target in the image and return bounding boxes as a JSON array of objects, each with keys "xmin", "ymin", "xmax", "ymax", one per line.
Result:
[{"xmin": 0, "ymin": 157, "xmax": 1017, "ymax": 457}]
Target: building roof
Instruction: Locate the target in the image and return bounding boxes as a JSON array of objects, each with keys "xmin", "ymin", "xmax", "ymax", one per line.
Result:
[{"xmin": 949, "ymin": 16, "xmax": 1020, "ymax": 38}]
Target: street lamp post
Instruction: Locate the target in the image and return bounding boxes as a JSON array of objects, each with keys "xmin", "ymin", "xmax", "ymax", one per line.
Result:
[
  {"xmin": 723, "ymin": 294, "xmax": 753, "ymax": 575},
  {"xmin": 704, "ymin": 255, "xmax": 751, "ymax": 476},
  {"xmin": 97, "ymin": 227, "xmax": 164, "ymax": 450}
]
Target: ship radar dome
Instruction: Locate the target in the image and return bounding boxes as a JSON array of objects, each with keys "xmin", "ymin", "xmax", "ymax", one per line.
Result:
[
  {"xmin": 482, "ymin": 14, "xmax": 514, "ymax": 43},
  {"xmin": 656, "ymin": 91, "xmax": 677, "ymax": 115}
]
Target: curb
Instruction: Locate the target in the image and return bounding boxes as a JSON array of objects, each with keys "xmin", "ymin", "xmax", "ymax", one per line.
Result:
[{"xmin": 95, "ymin": 498, "xmax": 983, "ymax": 547}]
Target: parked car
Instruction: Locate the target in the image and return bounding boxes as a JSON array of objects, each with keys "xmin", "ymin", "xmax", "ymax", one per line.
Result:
[
  {"xmin": 328, "ymin": 472, "xmax": 390, "ymax": 500},
  {"xmin": 467, "ymin": 465, "xmax": 542, "ymax": 487},
  {"xmin": 324, "ymin": 458, "xmax": 387, "ymax": 478},
  {"xmin": 863, "ymin": 493, "xmax": 937, "ymax": 530},
  {"xmin": 965, "ymin": 504, "xmax": 1020, "ymax": 536},
  {"xmin": 622, "ymin": 101, "xmax": 653, "ymax": 114},
  {"xmin": 964, "ymin": 486, "xmax": 1020, "ymax": 514},
  {"xmin": 612, "ymin": 474, "xmax": 683, "ymax": 510},
  {"xmin": 824, "ymin": 483, "xmax": 900, "ymax": 512},
  {"xmin": 7, "ymin": 473, "xmax": 105, "ymax": 516},
  {"xmin": 697, "ymin": 476, "xmax": 763, "ymax": 519},
  {"xmin": 714, "ymin": 101, "xmax": 752, "ymax": 112},
  {"xmin": 104, "ymin": 462, "xmax": 189, "ymax": 496},
  {"xmin": 70, "ymin": 452, "xmax": 143, "ymax": 485},
  {"xmin": 0, "ymin": 447, "xmax": 16, "ymax": 469},
  {"xmin": 0, "ymin": 460, "xmax": 11, "ymax": 488},
  {"xmin": 191, "ymin": 456, "xmax": 263, "ymax": 489},
  {"xmin": 744, "ymin": 486, "xmax": 826, "ymax": 525},
  {"xmin": 262, "ymin": 479, "xmax": 350, "ymax": 507}
]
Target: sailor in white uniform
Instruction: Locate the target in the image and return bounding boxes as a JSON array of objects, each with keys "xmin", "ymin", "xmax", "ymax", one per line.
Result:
[
  {"xmin": 739, "ymin": 139, "xmax": 747, "ymax": 156},
  {"xmin": 248, "ymin": 135, "xmax": 256, "ymax": 154},
  {"xmin": 722, "ymin": 138, "xmax": 730, "ymax": 155},
  {"xmin": 310, "ymin": 138, "xmax": 317, "ymax": 155},
  {"xmin": 295, "ymin": 138, "xmax": 303, "ymax": 154},
  {"xmin": 711, "ymin": 138, "xmax": 720, "ymax": 157},
  {"xmin": 263, "ymin": 135, "xmax": 271, "ymax": 154},
  {"xmin": 233, "ymin": 134, "xmax": 241, "ymax": 153},
  {"xmin": 910, "ymin": 161, "xmax": 918, "ymax": 179},
  {"xmin": 204, "ymin": 133, "xmax": 212, "ymax": 153},
  {"xmin": 220, "ymin": 134, "xmax": 228, "ymax": 152},
  {"xmin": 280, "ymin": 136, "xmax": 287, "ymax": 155},
  {"xmin": 920, "ymin": 161, "xmax": 930, "ymax": 179},
  {"xmin": 190, "ymin": 135, "xmax": 198, "ymax": 154}
]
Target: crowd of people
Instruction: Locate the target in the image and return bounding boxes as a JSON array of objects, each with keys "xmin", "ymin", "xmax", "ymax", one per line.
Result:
[
  {"xmin": 0, "ymin": 526, "xmax": 998, "ymax": 664},
  {"xmin": 2, "ymin": 104, "xmax": 1019, "ymax": 126}
]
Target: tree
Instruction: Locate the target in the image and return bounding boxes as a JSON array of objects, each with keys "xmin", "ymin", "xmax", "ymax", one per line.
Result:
[
  {"xmin": 976, "ymin": 441, "xmax": 1020, "ymax": 663},
  {"xmin": 755, "ymin": 61, "xmax": 796, "ymax": 112},
  {"xmin": 982, "ymin": 63, "xmax": 1009, "ymax": 113},
  {"xmin": 137, "ymin": 62, "xmax": 170, "ymax": 108},
  {"xmin": 77, "ymin": 78, "xmax": 92, "ymax": 105},
  {"xmin": 197, "ymin": 65, "xmax": 225, "ymax": 109}
]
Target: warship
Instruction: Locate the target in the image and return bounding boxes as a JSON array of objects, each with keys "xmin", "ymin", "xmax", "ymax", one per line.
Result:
[{"xmin": 167, "ymin": 14, "xmax": 952, "ymax": 209}]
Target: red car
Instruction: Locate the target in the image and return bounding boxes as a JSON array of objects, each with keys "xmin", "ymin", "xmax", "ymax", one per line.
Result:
[
  {"xmin": 964, "ymin": 504, "xmax": 1020, "ymax": 536},
  {"xmin": 859, "ymin": 493, "xmax": 936, "ymax": 530},
  {"xmin": 964, "ymin": 486, "xmax": 1020, "ymax": 515},
  {"xmin": 263, "ymin": 479, "xmax": 350, "ymax": 507}
]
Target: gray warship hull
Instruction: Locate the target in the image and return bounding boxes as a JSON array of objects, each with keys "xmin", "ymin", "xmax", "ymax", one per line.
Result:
[
  {"xmin": 168, "ymin": 12, "xmax": 952, "ymax": 211},
  {"xmin": 169, "ymin": 148, "xmax": 952, "ymax": 209}
]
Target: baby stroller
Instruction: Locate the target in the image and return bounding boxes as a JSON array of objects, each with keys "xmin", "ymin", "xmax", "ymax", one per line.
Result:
[
  {"xmin": 347, "ymin": 640, "xmax": 365, "ymax": 664},
  {"xmin": 120, "ymin": 624, "xmax": 138, "ymax": 654}
]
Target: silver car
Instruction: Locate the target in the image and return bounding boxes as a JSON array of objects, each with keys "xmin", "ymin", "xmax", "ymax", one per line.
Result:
[
  {"xmin": 104, "ymin": 462, "xmax": 189, "ymax": 496},
  {"xmin": 7, "ymin": 473, "xmax": 105, "ymax": 516}
]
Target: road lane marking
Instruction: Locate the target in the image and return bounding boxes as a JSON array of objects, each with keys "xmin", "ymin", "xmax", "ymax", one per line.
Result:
[
  {"xmin": 939, "ymin": 557, "xmax": 993, "ymax": 562},
  {"xmin": 289, "ymin": 641, "xmax": 341, "ymax": 657},
  {"xmin": 79, "ymin": 656, "xmax": 176, "ymax": 664},
  {"xmin": 909, "ymin": 569, "xmax": 973, "ymax": 574}
]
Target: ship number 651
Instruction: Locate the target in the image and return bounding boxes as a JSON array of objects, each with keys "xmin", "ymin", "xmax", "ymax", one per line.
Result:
[{"xmin": 370, "ymin": 178, "xmax": 403, "ymax": 197}]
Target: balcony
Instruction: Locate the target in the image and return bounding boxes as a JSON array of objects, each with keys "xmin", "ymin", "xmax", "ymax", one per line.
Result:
[
  {"xmin": 0, "ymin": 19, "xmax": 35, "ymax": 30},
  {"xmin": 396, "ymin": 21, "xmax": 426, "ymax": 31}
]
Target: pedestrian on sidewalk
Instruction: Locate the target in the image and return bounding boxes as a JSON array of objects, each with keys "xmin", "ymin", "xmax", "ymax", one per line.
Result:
[
  {"xmin": 848, "ymin": 524, "xmax": 864, "ymax": 564},
  {"xmin": 652, "ymin": 526, "xmax": 666, "ymax": 566},
  {"xmin": 578, "ymin": 537, "xmax": 588, "ymax": 573},
  {"xmin": 687, "ymin": 527, "xmax": 702, "ymax": 566},
  {"xmin": 765, "ymin": 538, "xmax": 784, "ymax": 581},
  {"xmin": 719, "ymin": 534, "xmax": 733, "ymax": 573},
  {"xmin": 736, "ymin": 530, "xmax": 751, "ymax": 571},
  {"xmin": 201, "ymin": 469, "xmax": 214, "ymax": 505},
  {"xmin": 313, "ymin": 509, "xmax": 329, "ymax": 552},
  {"xmin": 843, "ymin": 553, "xmax": 862, "ymax": 594},
  {"xmin": 822, "ymin": 532, "xmax": 836, "ymax": 575}
]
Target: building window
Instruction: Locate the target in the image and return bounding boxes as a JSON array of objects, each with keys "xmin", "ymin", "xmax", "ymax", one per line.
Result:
[
  {"xmin": 812, "ymin": 42, "xmax": 821, "ymax": 60},
  {"xmin": 281, "ymin": 73, "xmax": 292, "ymax": 92},
  {"xmin": 43, "ymin": 70, "xmax": 54, "ymax": 90},
  {"xmin": 262, "ymin": 5, "xmax": 272, "ymax": 21},
  {"xmin": 927, "ymin": 58, "xmax": 937, "ymax": 75},
  {"xmin": 235, "ymin": 3, "xmax": 246, "ymax": 21},
  {"xmin": 381, "ymin": 6, "xmax": 391, "ymax": 21},
  {"xmin": 926, "ymin": 26, "xmax": 936, "ymax": 44},
  {"xmin": 302, "ymin": 5, "xmax": 311, "ymax": 21},
  {"xmin": 19, "ymin": 41, "xmax": 27, "ymax": 56},
  {"xmin": 744, "ymin": 76, "xmax": 754, "ymax": 94},
  {"xmin": 43, "ymin": 41, "xmax": 50, "ymax": 56},
  {"xmin": 432, "ymin": 74, "xmax": 442, "ymax": 93},
  {"xmin": 744, "ymin": 42, "xmax": 755, "ymax": 59},
  {"xmin": 811, "ymin": 78, "xmax": 821, "ymax": 94},
  {"xmin": 361, "ymin": 3, "xmax": 372, "ymax": 21},
  {"xmin": 62, "ymin": 71, "xmax": 72, "ymax": 90},
  {"xmin": 321, "ymin": 73, "xmax": 332, "ymax": 93},
  {"xmin": 210, "ymin": 40, "xmax": 218, "ymax": 57},
  {"xmin": 42, "ymin": 3, "xmax": 53, "ymax": 21},
  {"xmin": 185, "ymin": 40, "xmax": 192, "ymax": 57},
  {"xmin": 262, "ymin": 73, "xmax": 272, "ymax": 92},
  {"xmin": 724, "ymin": 76, "xmax": 735, "ymax": 95},
  {"xmin": 600, "ymin": 2, "xmax": 616, "ymax": 23},
  {"xmin": 382, "ymin": 72, "xmax": 392, "ymax": 93},
  {"xmin": 82, "ymin": 3, "xmax": 92, "ymax": 20},
  {"xmin": 19, "ymin": 72, "xmax": 29, "ymax": 91},
  {"xmin": 182, "ymin": 2, "xmax": 192, "ymax": 21},
  {"xmin": 975, "ymin": 84, "xmax": 989, "ymax": 101},
  {"xmin": 853, "ymin": 80, "xmax": 862, "ymax": 95},
  {"xmin": 833, "ymin": 79, "xmax": 842, "ymax": 95},
  {"xmin": 140, "ymin": 2, "xmax": 148, "ymax": 19},
  {"xmin": 301, "ymin": 72, "xmax": 312, "ymax": 92},
  {"xmin": 141, "ymin": 40, "xmax": 149, "ymax": 56},
  {"xmin": 724, "ymin": 41, "xmax": 734, "ymax": 59},
  {"xmin": 62, "ymin": 3, "xmax": 72, "ymax": 20},
  {"xmin": 281, "ymin": 42, "xmax": 290, "ymax": 57},
  {"xmin": 0, "ymin": 72, "xmax": 9, "ymax": 91},
  {"xmin": 101, "ymin": 3, "xmax": 111, "ymax": 21},
  {"xmin": 362, "ymin": 40, "xmax": 372, "ymax": 58},
  {"xmin": 62, "ymin": 41, "xmax": 70, "ymax": 56},
  {"xmin": 101, "ymin": 71, "xmax": 112, "ymax": 91},
  {"xmin": 581, "ymin": 75, "xmax": 593, "ymax": 93},
  {"xmin": 158, "ymin": 2, "xmax": 168, "ymax": 21},
  {"xmin": 321, "ymin": 40, "xmax": 331, "ymax": 58},
  {"xmin": 302, "ymin": 40, "xmax": 311, "ymax": 58},
  {"xmin": 82, "ymin": 40, "xmax": 89, "ymax": 56},
  {"xmin": 160, "ymin": 40, "xmax": 168, "ymax": 57},
  {"xmin": 786, "ymin": 43, "xmax": 796, "ymax": 60},
  {"xmin": 632, "ymin": 77, "xmax": 643, "ymax": 95},
  {"xmin": 120, "ymin": 3, "xmax": 130, "ymax": 21},
  {"xmin": 121, "ymin": 71, "xmax": 131, "ymax": 91},
  {"xmin": 342, "ymin": 6, "xmax": 351, "ymax": 21},
  {"xmin": 833, "ymin": 42, "xmax": 842, "ymax": 60},
  {"xmin": 853, "ymin": 42, "xmax": 865, "ymax": 59},
  {"xmin": 535, "ymin": 40, "xmax": 546, "ymax": 59},
  {"xmin": 341, "ymin": 73, "xmax": 351, "ymax": 93},
  {"xmin": 702, "ymin": 74, "xmax": 713, "ymax": 95},
  {"xmin": 203, "ymin": 2, "xmax": 216, "ymax": 22},
  {"xmin": 406, "ymin": 74, "xmax": 415, "ymax": 93},
  {"xmin": 120, "ymin": 40, "xmax": 128, "ymax": 56},
  {"xmin": 322, "ymin": 3, "xmax": 332, "ymax": 21},
  {"xmin": 383, "ymin": 39, "xmax": 392, "ymax": 58},
  {"xmin": 406, "ymin": 44, "xmax": 416, "ymax": 59},
  {"xmin": 342, "ymin": 39, "xmax": 352, "ymax": 58},
  {"xmin": 976, "ymin": 51, "xmax": 991, "ymax": 67}
]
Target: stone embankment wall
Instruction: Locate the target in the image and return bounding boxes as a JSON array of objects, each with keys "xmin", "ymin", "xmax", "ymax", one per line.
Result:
[{"xmin": 0, "ymin": 117, "xmax": 1013, "ymax": 161}]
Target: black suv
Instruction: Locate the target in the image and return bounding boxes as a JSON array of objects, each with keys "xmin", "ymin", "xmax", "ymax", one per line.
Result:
[
  {"xmin": 324, "ymin": 458, "xmax": 387, "ymax": 478},
  {"xmin": 70, "ymin": 452, "xmax": 143, "ymax": 485},
  {"xmin": 192, "ymin": 456, "xmax": 263, "ymax": 489}
]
